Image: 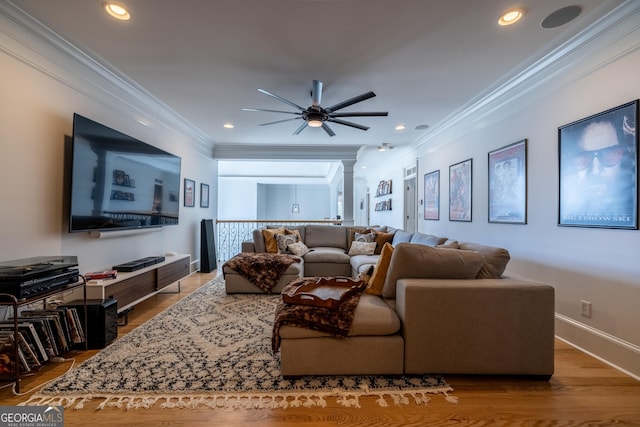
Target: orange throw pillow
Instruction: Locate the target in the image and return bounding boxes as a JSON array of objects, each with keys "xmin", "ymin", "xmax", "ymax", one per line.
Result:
[
  {"xmin": 262, "ymin": 227, "xmax": 285, "ymax": 253},
  {"xmin": 367, "ymin": 242, "xmax": 394, "ymax": 295}
]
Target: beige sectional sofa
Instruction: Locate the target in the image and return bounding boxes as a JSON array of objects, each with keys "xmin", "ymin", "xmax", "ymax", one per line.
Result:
[{"xmin": 228, "ymin": 225, "xmax": 555, "ymax": 378}]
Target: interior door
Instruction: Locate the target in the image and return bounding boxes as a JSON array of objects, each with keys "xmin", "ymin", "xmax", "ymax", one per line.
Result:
[{"xmin": 404, "ymin": 177, "xmax": 416, "ymax": 233}]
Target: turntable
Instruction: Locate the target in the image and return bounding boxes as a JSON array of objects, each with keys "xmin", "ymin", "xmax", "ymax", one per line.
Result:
[{"xmin": 0, "ymin": 256, "xmax": 79, "ymax": 299}]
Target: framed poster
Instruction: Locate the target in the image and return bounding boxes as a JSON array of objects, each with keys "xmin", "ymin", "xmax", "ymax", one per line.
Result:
[
  {"xmin": 558, "ymin": 100, "xmax": 638, "ymax": 229},
  {"xmin": 200, "ymin": 183, "xmax": 210, "ymax": 208},
  {"xmin": 423, "ymin": 170, "xmax": 440, "ymax": 220},
  {"xmin": 184, "ymin": 178, "xmax": 195, "ymax": 207},
  {"xmin": 449, "ymin": 159, "xmax": 472, "ymax": 222},
  {"xmin": 488, "ymin": 139, "xmax": 527, "ymax": 224}
]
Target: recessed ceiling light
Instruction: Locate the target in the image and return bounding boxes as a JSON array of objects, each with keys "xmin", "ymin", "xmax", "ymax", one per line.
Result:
[
  {"xmin": 498, "ymin": 8, "xmax": 525, "ymax": 26},
  {"xmin": 395, "ymin": 124, "xmax": 406, "ymax": 131},
  {"xmin": 223, "ymin": 123, "xmax": 234, "ymax": 129},
  {"xmin": 415, "ymin": 124, "xmax": 430, "ymax": 130},
  {"xmin": 103, "ymin": 2, "xmax": 131, "ymax": 21}
]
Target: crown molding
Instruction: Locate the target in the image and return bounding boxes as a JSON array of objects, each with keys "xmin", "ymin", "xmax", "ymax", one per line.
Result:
[
  {"xmin": 212, "ymin": 144, "xmax": 361, "ymax": 161},
  {"xmin": 413, "ymin": 0, "xmax": 640, "ymax": 153},
  {"xmin": 0, "ymin": 1, "xmax": 212, "ymax": 156}
]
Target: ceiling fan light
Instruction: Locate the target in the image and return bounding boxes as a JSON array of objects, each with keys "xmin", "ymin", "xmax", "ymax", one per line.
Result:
[{"xmin": 308, "ymin": 119, "xmax": 323, "ymax": 128}]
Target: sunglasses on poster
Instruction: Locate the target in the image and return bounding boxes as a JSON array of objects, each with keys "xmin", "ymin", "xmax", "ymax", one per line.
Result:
[{"xmin": 573, "ymin": 145, "xmax": 624, "ymax": 169}]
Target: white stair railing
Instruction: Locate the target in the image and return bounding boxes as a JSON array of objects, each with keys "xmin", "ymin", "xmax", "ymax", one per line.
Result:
[{"xmin": 215, "ymin": 219, "xmax": 342, "ymax": 264}]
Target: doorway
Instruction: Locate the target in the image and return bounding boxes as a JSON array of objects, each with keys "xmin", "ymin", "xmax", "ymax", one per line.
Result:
[{"xmin": 404, "ymin": 177, "xmax": 416, "ymax": 233}]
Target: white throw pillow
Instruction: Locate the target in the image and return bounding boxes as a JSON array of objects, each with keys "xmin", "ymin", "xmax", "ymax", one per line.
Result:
[
  {"xmin": 287, "ymin": 241, "xmax": 310, "ymax": 257},
  {"xmin": 348, "ymin": 241, "xmax": 377, "ymax": 256},
  {"xmin": 354, "ymin": 232, "xmax": 375, "ymax": 243}
]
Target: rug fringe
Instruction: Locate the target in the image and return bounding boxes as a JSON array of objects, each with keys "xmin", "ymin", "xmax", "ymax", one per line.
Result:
[{"xmin": 22, "ymin": 388, "xmax": 456, "ymax": 410}]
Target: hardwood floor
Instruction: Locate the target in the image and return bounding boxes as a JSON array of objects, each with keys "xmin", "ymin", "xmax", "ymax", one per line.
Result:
[{"xmin": 2, "ymin": 271, "xmax": 639, "ymax": 426}]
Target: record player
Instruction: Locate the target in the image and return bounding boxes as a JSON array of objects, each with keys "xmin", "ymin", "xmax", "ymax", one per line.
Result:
[{"xmin": 0, "ymin": 256, "xmax": 79, "ymax": 299}]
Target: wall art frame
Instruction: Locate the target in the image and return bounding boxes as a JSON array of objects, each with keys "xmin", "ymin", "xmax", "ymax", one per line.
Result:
[
  {"xmin": 558, "ymin": 100, "xmax": 638, "ymax": 229},
  {"xmin": 423, "ymin": 170, "xmax": 440, "ymax": 220},
  {"xmin": 184, "ymin": 178, "xmax": 195, "ymax": 207},
  {"xmin": 488, "ymin": 139, "xmax": 527, "ymax": 224},
  {"xmin": 200, "ymin": 183, "xmax": 210, "ymax": 208},
  {"xmin": 449, "ymin": 158, "xmax": 472, "ymax": 222}
]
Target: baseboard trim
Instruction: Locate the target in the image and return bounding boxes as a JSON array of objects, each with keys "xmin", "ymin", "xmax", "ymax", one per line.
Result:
[{"xmin": 555, "ymin": 314, "xmax": 640, "ymax": 381}]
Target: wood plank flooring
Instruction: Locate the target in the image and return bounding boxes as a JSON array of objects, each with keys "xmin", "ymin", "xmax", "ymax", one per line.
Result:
[{"xmin": 2, "ymin": 271, "xmax": 639, "ymax": 426}]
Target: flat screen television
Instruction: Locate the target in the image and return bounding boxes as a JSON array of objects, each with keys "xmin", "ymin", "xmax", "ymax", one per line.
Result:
[{"xmin": 69, "ymin": 113, "xmax": 182, "ymax": 233}]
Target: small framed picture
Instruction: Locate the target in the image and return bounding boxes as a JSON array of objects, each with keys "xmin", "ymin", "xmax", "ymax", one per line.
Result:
[
  {"xmin": 449, "ymin": 159, "xmax": 472, "ymax": 222},
  {"xmin": 558, "ymin": 100, "xmax": 638, "ymax": 229},
  {"xmin": 488, "ymin": 139, "xmax": 527, "ymax": 224},
  {"xmin": 184, "ymin": 178, "xmax": 195, "ymax": 207},
  {"xmin": 423, "ymin": 170, "xmax": 440, "ymax": 220},
  {"xmin": 200, "ymin": 183, "xmax": 210, "ymax": 208}
]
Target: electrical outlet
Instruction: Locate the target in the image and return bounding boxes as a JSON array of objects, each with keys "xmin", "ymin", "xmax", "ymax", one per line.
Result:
[{"xmin": 580, "ymin": 300, "xmax": 592, "ymax": 318}]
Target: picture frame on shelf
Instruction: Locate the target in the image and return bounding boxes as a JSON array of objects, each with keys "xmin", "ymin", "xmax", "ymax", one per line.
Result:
[
  {"xmin": 423, "ymin": 170, "xmax": 440, "ymax": 220},
  {"xmin": 449, "ymin": 158, "xmax": 472, "ymax": 222},
  {"xmin": 184, "ymin": 178, "xmax": 195, "ymax": 207},
  {"xmin": 558, "ymin": 100, "xmax": 638, "ymax": 229},
  {"xmin": 488, "ymin": 139, "xmax": 527, "ymax": 224},
  {"xmin": 200, "ymin": 183, "xmax": 210, "ymax": 208}
]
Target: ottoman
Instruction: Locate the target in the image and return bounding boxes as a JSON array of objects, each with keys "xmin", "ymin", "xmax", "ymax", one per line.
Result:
[{"xmin": 223, "ymin": 255, "xmax": 304, "ymax": 294}]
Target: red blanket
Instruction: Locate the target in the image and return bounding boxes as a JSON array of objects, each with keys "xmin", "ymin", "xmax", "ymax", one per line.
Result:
[
  {"xmin": 223, "ymin": 252, "xmax": 301, "ymax": 293},
  {"xmin": 272, "ymin": 277, "xmax": 364, "ymax": 353}
]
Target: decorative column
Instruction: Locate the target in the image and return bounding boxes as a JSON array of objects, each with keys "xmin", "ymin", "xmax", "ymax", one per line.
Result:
[{"xmin": 341, "ymin": 159, "xmax": 356, "ymax": 226}]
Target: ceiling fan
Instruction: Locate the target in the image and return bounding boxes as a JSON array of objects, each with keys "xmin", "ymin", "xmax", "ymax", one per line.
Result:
[{"xmin": 242, "ymin": 80, "xmax": 388, "ymax": 137}]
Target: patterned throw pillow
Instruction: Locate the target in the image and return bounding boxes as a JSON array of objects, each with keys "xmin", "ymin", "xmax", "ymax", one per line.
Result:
[
  {"xmin": 348, "ymin": 241, "xmax": 377, "ymax": 256},
  {"xmin": 354, "ymin": 232, "xmax": 375, "ymax": 243},
  {"xmin": 287, "ymin": 241, "xmax": 310, "ymax": 257},
  {"xmin": 276, "ymin": 233, "xmax": 298, "ymax": 253}
]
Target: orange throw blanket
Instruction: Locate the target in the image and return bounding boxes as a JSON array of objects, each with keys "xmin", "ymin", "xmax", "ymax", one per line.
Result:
[{"xmin": 223, "ymin": 253, "xmax": 301, "ymax": 293}]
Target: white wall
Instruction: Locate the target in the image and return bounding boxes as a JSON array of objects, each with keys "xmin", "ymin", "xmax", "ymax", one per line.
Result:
[
  {"xmin": 356, "ymin": 35, "xmax": 640, "ymax": 377},
  {"xmin": 0, "ymin": 21, "xmax": 217, "ymax": 275}
]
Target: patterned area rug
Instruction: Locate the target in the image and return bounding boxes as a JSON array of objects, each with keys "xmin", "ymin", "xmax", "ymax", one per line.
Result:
[{"xmin": 24, "ymin": 276, "xmax": 455, "ymax": 410}]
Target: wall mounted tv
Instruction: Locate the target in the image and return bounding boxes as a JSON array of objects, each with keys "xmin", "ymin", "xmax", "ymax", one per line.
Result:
[{"xmin": 69, "ymin": 113, "xmax": 182, "ymax": 233}]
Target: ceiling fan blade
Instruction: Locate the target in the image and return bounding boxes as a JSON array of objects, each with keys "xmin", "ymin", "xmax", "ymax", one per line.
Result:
[
  {"xmin": 242, "ymin": 108, "xmax": 301, "ymax": 115},
  {"xmin": 327, "ymin": 117, "xmax": 370, "ymax": 131},
  {"xmin": 329, "ymin": 111, "xmax": 388, "ymax": 117},
  {"xmin": 311, "ymin": 80, "xmax": 323, "ymax": 107},
  {"xmin": 257, "ymin": 88, "xmax": 306, "ymax": 112},
  {"xmin": 321, "ymin": 123, "xmax": 336, "ymax": 137},
  {"xmin": 325, "ymin": 91, "xmax": 376, "ymax": 113},
  {"xmin": 259, "ymin": 117, "xmax": 302, "ymax": 126},
  {"xmin": 292, "ymin": 121, "xmax": 308, "ymax": 135}
]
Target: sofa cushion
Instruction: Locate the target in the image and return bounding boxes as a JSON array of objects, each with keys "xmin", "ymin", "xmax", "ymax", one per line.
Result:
[
  {"xmin": 305, "ymin": 225, "xmax": 348, "ymax": 250},
  {"xmin": 438, "ymin": 239, "xmax": 459, "ymax": 249},
  {"xmin": 458, "ymin": 242, "xmax": 510, "ymax": 279},
  {"xmin": 382, "ymin": 243, "xmax": 486, "ymax": 299},
  {"xmin": 262, "ymin": 227, "xmax": 286, "ymax": 253},
  {"xmin": 278, "ymin": 294, "xmax": 401, "ymax": 338},
  {"xmin": 253, "ymin": 229, "xmax": 267, "ymax": 253},
  {"xmin": 391, "ymin": 230, "xmax": 413, "ymax": 245},
  {"xmin": 367, "ymin": 242, "xmax": 394, "ymax": 296},
  {"xmin": 373, "ymin": 231, "xmax": 395, "ymax": 255},
  {"xmin": 350, "ymin": 254, "xmax": 379, "ymax": 273},
  {"xmin": 288, "ymin": 241, "xmax": 310, "ymax": 257},
  {"xmin": 409, "ymin": 232, "xmax": 447, "ymax": 246},
  {"xmin": 354, "ymin": 231, "xmax": 375, "ymax": 243},
  {"xmin": 303, "ymin": 247, "xmax": 350, "ymax": 264},
  {"xmin": 348, "ymin": 241, "xmax": 377, "ymax": 256},
  {"xmin": 276, "ymin": 233, "xmax": 298, "ymax": 253}
]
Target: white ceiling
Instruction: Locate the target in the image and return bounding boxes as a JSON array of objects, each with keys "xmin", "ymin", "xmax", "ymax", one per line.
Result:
[{"xmin": 6, "ymin": 0, "xmax": 621, "ymax": 166}]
